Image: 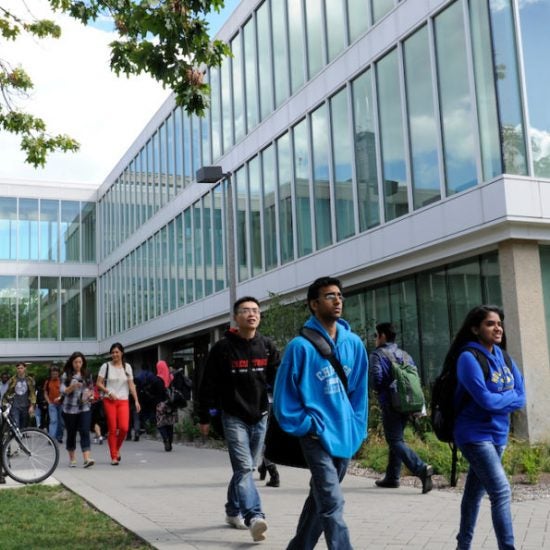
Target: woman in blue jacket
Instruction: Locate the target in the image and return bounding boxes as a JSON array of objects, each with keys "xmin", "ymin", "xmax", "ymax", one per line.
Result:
[{"xmin": 444, "ymin": 305, "xmax": 525, "ymax": 550}]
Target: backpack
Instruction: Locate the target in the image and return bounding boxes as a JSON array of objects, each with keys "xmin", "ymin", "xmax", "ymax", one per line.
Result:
[
  {"xmin": 431, "ymin": 347, "xmax": 513, "ymax": 485},
  {"xmin": 166, "ymin": 368, "xmax": 193, "ymax": 409},
  {"xmin": 380, "ymin": 349, "xmax": 424, "ymax": 414}
]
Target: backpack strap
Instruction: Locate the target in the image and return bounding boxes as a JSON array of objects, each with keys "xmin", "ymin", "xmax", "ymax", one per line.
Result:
[{"xmin": 299, "ymin": 327, "xmax": 348, "ymax": 394}]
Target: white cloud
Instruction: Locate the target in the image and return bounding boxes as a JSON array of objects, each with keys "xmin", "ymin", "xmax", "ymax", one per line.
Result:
[{"xmin": 0, "ymin": 0, "xmax": 170, "ymax": 185}]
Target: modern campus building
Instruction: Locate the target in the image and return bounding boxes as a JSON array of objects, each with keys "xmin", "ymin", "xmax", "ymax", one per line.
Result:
[{"xmin": 1, "ymin": 0, "xmax": 550, "ymax": 440}]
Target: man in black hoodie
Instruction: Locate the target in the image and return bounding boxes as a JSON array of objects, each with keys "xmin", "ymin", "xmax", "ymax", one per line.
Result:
[{"xmin": 198, "ymin": 296, "xmax": 280, "ymax": 543}]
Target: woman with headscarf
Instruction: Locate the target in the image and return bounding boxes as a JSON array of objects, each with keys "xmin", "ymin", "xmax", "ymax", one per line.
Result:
[{"xmin": 156, "ymin": 360, "xmax": 178, "ymax": 451}]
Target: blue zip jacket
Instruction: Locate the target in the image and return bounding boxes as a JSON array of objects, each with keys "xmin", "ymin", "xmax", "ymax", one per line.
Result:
[
  {"xmin": 273, "ymin": 315, "xmax": 368, "ymax": 459},
  {"xmin": 454, "ymin": 342, "xmax": 526, "ymax": 447}
]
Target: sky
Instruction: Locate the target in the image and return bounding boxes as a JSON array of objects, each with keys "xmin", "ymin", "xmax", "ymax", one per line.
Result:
[{"xmin": 0, "ymin": 0, "xmax": 240, "ymax": 186}]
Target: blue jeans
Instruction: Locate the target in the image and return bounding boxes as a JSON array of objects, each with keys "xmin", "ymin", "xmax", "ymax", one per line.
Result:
[
  {"xmin": 63, "ymin": 410, "xmax": 92, "ymax": 452},
  {"xmin": 287, "ymin": 436, "xmax": 351, "ymax": 550},
  {"xmin": 11, "ymin": 407, "xmax": 29, "ymax": 429},
  {"xmin": 222, "ymin": 412, "xmax": 267, "ymax": 525},
  {"xmin": 381, "ymin": 403, "xmax": 425, "ymax": 481},
  {"xmin": 457, "ymin": 442, "xmax": 514, "ymax": 550},
  {"xmin": 48, "ymin": 403, "xmax": 64, "ymax": 441}
]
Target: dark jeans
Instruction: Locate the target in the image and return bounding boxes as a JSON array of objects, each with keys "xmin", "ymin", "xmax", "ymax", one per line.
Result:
[
  {"xmin": 11, "ymin": 407, "xmax": 29, "ymax": 430},
  {"xmin": 287, "ymin": 436, "xmax": 351, "ymax": 550},
  {"xmin": 64, "ymin": 410, "xmax": 92, "ymax": 452},
  {"xmin": 381, "ymin": 403, "xmax": 425, "ymax": 481}
]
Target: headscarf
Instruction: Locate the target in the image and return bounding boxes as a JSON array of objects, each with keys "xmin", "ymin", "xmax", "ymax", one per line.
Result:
[{"xmin": 156, "ymin": 360, "xmax": 173, "ymax": 389}]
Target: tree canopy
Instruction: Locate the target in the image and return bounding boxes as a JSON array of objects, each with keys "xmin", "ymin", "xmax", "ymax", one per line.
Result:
[{"xmin": 0, "ymin": 1, "xmax": 230, "ymax": 167}]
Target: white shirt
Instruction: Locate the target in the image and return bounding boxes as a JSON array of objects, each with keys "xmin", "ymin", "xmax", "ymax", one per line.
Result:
[{"xmin": 98, "ymin": 362, "xmax": 133, "ymax": 400}]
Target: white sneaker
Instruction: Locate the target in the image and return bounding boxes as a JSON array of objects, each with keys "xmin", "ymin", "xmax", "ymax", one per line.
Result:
[
  {"xmin": 249, "ymin": 517, "xmax": 268, "ymax": 542},
  {"xmin": 225, "ymin": 515, "xmax": 247, "ymax": 530}
]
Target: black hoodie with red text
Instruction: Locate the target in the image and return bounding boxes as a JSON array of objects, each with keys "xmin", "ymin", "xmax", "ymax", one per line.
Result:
[{"xmin": 198, "ymin": 329, "xmax": 280, "ymax": 425}]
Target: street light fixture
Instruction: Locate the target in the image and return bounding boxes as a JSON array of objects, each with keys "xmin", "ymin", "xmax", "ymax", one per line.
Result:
[{"xmin": 196, "ymin": 166, "xmax": 236, "ymax": 324}]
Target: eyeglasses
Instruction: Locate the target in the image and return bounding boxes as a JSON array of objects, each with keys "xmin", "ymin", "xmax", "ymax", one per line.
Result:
[
  {"xmin": 320, "ymin": 292, "xmax": 344, "ymax": 302},
  {"xmin": 237, "ymin": 307, "xmax": 260, "ymax": 315}
]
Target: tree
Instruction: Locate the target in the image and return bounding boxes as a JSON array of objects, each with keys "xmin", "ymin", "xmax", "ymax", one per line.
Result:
[{"xmin": 1, "ymin": 1, "xmax": 230, "ymax": 167}]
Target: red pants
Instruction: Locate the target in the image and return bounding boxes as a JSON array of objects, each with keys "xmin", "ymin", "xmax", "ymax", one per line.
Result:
[{"xmin": 103, "ymin": 399, "xmax": 129, "ymax": 460}]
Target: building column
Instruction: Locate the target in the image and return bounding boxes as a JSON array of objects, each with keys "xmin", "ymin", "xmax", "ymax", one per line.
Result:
[{"xmin": 499, "ymin": 240, "xmax": 550, "ymax": 443}]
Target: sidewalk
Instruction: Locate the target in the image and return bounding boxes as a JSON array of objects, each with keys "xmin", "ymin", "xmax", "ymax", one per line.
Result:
[{"xmin": 40, "ymin": 438, "xmax": 550, "ymax": 549}]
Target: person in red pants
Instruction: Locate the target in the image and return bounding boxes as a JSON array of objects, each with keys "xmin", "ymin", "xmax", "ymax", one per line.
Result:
[{"xmin": 97, "ymin": 343, "xmax": 141, "ymax": 465}]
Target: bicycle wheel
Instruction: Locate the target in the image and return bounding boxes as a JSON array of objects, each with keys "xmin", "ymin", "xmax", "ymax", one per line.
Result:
[{"xmin": 2, "ymin": 428, "xmax": 59, "ymax": 484}]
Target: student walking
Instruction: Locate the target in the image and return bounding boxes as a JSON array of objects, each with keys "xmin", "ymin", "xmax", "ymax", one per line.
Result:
[
  {"xmin": 97, "ymin": 343, "xmax": 141, "ymax": 465},
  {"xmin": 2, "ymin": 362, "xmax": 36, "ymax": 429},
  {"xmin": 198, "ymin": 296, "xmax": 280, "ymax": 543},
  {"xmin": 273, "ymin": 276, "xmax": 368, "ymax": 550},
  {"xmin": 44, "ymin": 365, "xmax": 65, "ymax": 443},
  {"xmin": 61, "ymin": 352, "xmax": 95, "ymax": 468},
  {"xmin": 370, "ymin": 322, "xmax": 433, "ymax": 493},
  {"xmin": 448, "ymin": 305, "xmax": 525, "ymax": 550}
]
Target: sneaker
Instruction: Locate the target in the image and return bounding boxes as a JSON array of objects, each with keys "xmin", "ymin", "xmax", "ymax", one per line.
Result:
[
  {"xmin": 83, "ymin": 459, "xmax": 95, "ymax": 468},
  {"xmin": 420, "ymin": 465, "xmax": 433, "ymax": 494},
  {"xmin": 249, "ymin": 517, "xmax": 268, "ymax": 542},
  {"xmin": 92, "ymin": 437, "xmax": 99, "ymax": 444},
  {"xmin": 375, "ymin": 478, "xmax": 400, "ymax": 488},
  {"xmin": 98, "ymin": 436, "xmax": 104, "ymax": 445},
  {"xmin": 69, "ymin": 461, "xmax": 77, "ymax": 468},
  {"xmin": 111, "ymin": 460, "xmax": 119, "ymax": 466},
  {"xmin": 225, "ymin": 515, "xmax": 247, "ymax": 530}
]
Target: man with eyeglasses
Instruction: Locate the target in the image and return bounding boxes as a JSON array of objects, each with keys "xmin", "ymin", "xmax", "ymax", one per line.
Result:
[
  {"xmin": 198, "ymin": 296, "xmax": 280, "ymax": 543},
  {"xmin": 273, "ymin": 276, "xmax": 368, "ymax": 550}
]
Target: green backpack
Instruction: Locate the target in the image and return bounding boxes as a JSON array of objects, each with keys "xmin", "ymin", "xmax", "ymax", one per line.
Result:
[{"xmin": 381, "ymin": 349, "xmax": 424, "ymax": 414}]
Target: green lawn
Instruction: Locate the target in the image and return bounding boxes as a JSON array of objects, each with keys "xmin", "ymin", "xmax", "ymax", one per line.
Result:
[{"xmin": 0, "ymin": 485, "xmax": 153, "ymax": 550}]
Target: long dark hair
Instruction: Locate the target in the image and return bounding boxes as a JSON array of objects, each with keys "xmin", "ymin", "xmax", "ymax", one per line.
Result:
[
  {"xmin": 109, "ymin": 342, "xmax": 125, "ymax": 363},
  {"xmin": 442, "ymin": 305, "xmax": 506, "ymax": 372},
  {"xmin": 63, "ymin": 352, "xmax": 88, "ymax": 382}
]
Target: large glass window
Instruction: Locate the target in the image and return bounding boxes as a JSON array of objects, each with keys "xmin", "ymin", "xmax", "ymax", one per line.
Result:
[
  {"xmin": 81, "ymin": 202, "xmax": 96, "ymax": 262},
  {"xmin": 249, "ymin": 157, "xmax": 263, "ymax": 277},
  {"xmin": 40, "ymin": 276, "xmax": 59, "ymax": 340},
  {"xmin": 194, "ymin": 203, "xmax": 204, "ymax": 300},
  {"xmin": 168, "ymin": 221, "xmax": 177, "ymax": 310},
  {"xmin": 213, "ymin": 186, "xmax": 225, "ymax": 291},
  {"xmin": 326, "ymin": 0, "xmax": 346, "ymax": 61},
  {"xmin": 277, "ymin": 132, "xmax": 294, "ymax": 264},
  {"xmin": 294, "ymin": 119, "xmax": 312, "ymax": 257},
  {"xmin": 221, "ymin": 55, "xmax": 233, "ymax": 154},
  {"xmin": 40, "ymin": 200, "xmax": 59, "ymax": 262},
  {"xmin": 348, "ymin": 0, "xmax": 369, "ymax": 43},
  {"xmin": 447, "ymin": 259, "xmax": 483, "ymax": 335},
  {"xmin": 272, "ymin": 0, "xmax": 289, "ymax": 107},
  {"xmin": 160, "ymin": 226, "xmax": 169, "ymax": 313},
  {"xmin": 61, "ymin": 201, "xmax": 80, "ymax": 262},
  {"xmin": 231, "ymin": 35, "xmax": 245, "ymax": 143},
  {"xmin": 18, "ymin": 198, "xmax": 39, "ymax": 260},
  {"xmin": 376, "ymin": 49, "xmax": 408, "ymax": 221},
  {"xmin": 18, "ymin": 276, "xmax": 38, "ymax": 339},
  {"xmin": 175, "ymin": 214, "xmax": 185, "ymax": 305},
  {"xmin": 183, "ymin": 112, "xmax": 193, "ymax": 186},
  {"xmin": 235, "ymin": 166, "xmax": 249, "ymax": 282},
  {"xmin": 0, "ymin": 197, "xmax": 17, "ymax": 260},
  {"xmin": 331, "ymin": 88, "xmax": 354, "ymax": 241},
  {"xmin": 175, "ymin": 108, "xmax": 184, "ymax": 193},
  {"xmin": 184, "ymin": 208, "xmax": 194, "ymax": 303},
  {"xmin": 288, "ymin": 0, "xmax": 305, "ymax": 93},
  {"xmin": 311, "ymin": 105, "xmax": 332, "ymax": 250},
  {"xmin": 352, "ymin": 70, "xmax": 380, "ymax": 231},
  {"xmin": 0, "ymin": 276, "xmax": 17, "ymax": 339},
  {"xmin": 263, "ymin": 145, "xmax": 278, "ymax": 270},
  {"xmin": 469, "ymin": 0, "xmax": 502, "ymax": 181},
  {"xmin": 203, "ymin": 195, "xmax": 213, "ymax": 296},
  {"xmin": 435, "ymin": 2, "xmax": 477, "ymax": 195},
  {"xmin": 61, "ymin": 277, "xmax": 80, "ymax": 340},
  {"xmin": 305, "ymin": 0, "xmax": 324, "ymax": 78},
  {"xmin": 243, "ymin": 17, "xmax": 259, "ymax": 132},
  {"xmin": 210, "ymin": 66, "xmax": 222, "ymax": 161},
  {"xmin": 518, "ymin": 0, "xmax": 550, "ymax": 176},
  {"xmin": 372, "ymin": 0, "xmax": 394, "ymax": 24},
  {"xmin": 257, "ymin": 1, "xmax": 274, "ymax": 121},
  {"xmin": 404, "ymin": 26, "xmax": 441, "ymax": 209},
  {"xmin": 82, "ymin": 277, "xmax": 96, "ymax": 339}
]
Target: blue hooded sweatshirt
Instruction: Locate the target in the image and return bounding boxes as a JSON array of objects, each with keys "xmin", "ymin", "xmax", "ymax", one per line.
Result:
[
  {"xmin": 454, "ymin": 342, "xmax": 526, "ymax": 447},
  {"xmin": 272, "ymin": 315, "xmax": 368, "ymax": 459}
]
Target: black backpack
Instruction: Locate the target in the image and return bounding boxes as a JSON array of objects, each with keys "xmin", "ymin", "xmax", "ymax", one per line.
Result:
[
  {"xmin": 166, "ymin": 368, "xmax": 193, "ymax": 409},
  {"xmin": 431, "ymin": 347, "xmax": 513, "ymax": 485}
]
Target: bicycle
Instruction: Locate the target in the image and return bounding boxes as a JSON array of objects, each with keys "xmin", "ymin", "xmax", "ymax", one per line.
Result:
[{"xmin": 0, "ymin": 402, "xmax": 59, "ymax": 484}]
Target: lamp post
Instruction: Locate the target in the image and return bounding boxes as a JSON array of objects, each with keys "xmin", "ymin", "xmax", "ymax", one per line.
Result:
[{"xmin": 196, "ymin": 166, "xmax": 236, "ymax": 323}]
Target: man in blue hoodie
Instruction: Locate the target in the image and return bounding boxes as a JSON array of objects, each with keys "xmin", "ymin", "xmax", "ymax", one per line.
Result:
[{"xmin": 273, "ymin": 276, "xmax": 368, "ymax": 550}]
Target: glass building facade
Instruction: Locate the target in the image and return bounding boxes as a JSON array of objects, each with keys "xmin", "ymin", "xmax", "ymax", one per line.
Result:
[{"xmin": 2, "ymin": 0, "xmax": 550, "ymax": 427}]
